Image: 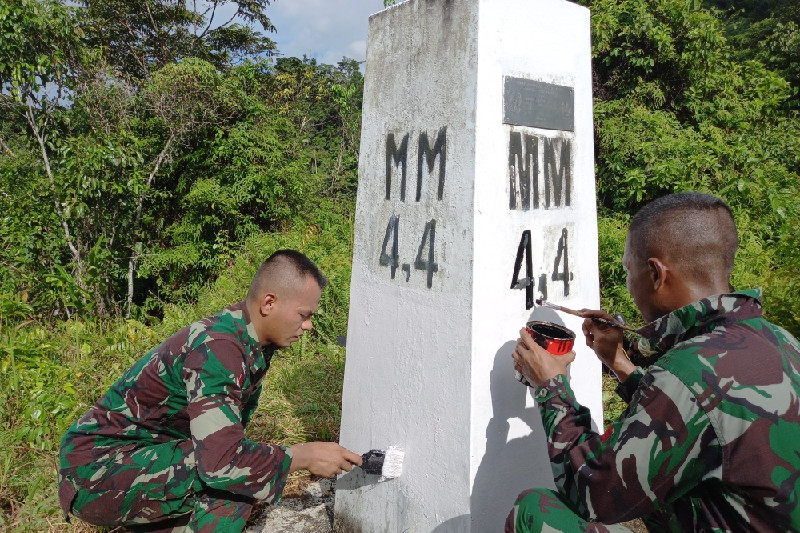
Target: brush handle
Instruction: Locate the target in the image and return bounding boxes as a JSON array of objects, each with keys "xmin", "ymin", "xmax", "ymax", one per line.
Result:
[
  {"xmin": 537, "ymin": 300, "xmax": 640, "ymax": 334},
  {"xmin": 590, "ymin": 316, "xmax": 640, "ymax": 334}
]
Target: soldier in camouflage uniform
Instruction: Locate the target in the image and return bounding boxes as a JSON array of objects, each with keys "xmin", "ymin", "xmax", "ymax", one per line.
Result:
[
  {"xmin": 59, "ymin": 250, "xmax": 362, "ymax": 532},
  {"xmin": 507, "ymin": 192, "xmax": 800, "ymax": 532}
]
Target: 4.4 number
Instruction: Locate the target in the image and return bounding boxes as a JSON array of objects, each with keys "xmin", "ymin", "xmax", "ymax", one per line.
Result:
[
  {"xmin": 510, "ymin": 228, "xmax": 573, "ymax": 309},
  {"xmin": 379, "ymin": 215, "xmax": 439, "ymax": 288}
]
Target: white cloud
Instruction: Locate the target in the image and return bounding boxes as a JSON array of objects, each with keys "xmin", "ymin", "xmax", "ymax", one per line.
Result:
[
  {"xmin": 268, "ymin": 0, "xmax": 381, "ymax": 64},
  {"xmin": 348, "ymin": 40, "xmax": 367, "ymax": 58},
  {"xmin": 203, "ymin": 0, "xmax": 382, "ymax": 66}
]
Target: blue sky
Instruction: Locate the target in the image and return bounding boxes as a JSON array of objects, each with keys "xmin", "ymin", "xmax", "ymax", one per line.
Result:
[{"xmin": 264, "ymin": 0, "xmax": 383, "ymax": 66}]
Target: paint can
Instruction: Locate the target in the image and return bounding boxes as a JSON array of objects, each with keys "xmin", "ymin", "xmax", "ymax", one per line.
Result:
[
  {"xmin": 525, "ymin": 321, "xmax": 576, "ymax": 355},
  {"xmin": 515, "ymin": 321, "xmax": 576, "ymax": 387}
]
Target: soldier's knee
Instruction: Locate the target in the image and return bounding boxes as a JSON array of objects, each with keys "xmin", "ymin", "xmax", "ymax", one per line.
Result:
[{"xmin": 508, "ymin": 488, "xmax": 584, "ymax": 533}]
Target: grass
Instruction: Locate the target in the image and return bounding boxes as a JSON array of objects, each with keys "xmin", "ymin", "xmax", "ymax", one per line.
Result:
[
  {"xmin": 250, "ymin": 344, "xmax": 346, "ymax": 445},
  {"xmin": 0, "ymin": 320, "xmax": 347, "ymax": 532},
  {"xmin": 602, "ymin": 371, "xmax": 628, "ymax": 428},
  {"xmin": 0, "ymin": 221, "xmax": 355, "ymax": 531}
]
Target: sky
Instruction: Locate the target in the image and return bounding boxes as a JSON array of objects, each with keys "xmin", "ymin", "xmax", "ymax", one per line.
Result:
[{"xmin": 263, "ymin": 0, "xmax": 385, "ymax": 66}]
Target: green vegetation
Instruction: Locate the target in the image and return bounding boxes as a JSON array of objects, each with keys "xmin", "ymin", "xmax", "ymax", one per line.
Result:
[
  {"xmin": 1, "ymin": 0, "xmax": 798, "ymax": 529},
  {"xmin": 0, "ymin": 223, "xmax": 355, "ymax": 531},
  {"xmin": 586, "ymin": 0, "xmax": 800, "ymax": 333}
]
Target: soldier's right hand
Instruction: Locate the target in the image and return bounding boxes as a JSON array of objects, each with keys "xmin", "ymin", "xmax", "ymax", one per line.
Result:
[
  {"xmin": 288, "ymin": 442, "xmax": 363, "ymax": 478},
  {"xmin": 578, "ymin": 309, "xmax": 636, "ymax": 382}
]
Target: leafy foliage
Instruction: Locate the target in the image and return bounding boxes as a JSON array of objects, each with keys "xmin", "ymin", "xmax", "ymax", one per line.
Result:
[
  {"xmin": 0, "ymin": 217, "xmax": 354, "ymax": 529},
  {"xmin": 2, "ymin": 47, "xmax": 362, "ymax": 320},
  {"xmin": 583, "ymin": 0, "xmax": 800, "ymax": 334},
  {"xmin": 77, "ymin": 0, "xmax": 278, "ymax": 79},
  {"xmin": 134, "ymin": 57, "xmax": 363, "ymax": 309},
  {"xmin": 706, "ymin": 0, "xmax": 800, "ymax": 109},
  {"xmin": 0, "ymin": 0, "xmax": 83, "ymax": 98}
]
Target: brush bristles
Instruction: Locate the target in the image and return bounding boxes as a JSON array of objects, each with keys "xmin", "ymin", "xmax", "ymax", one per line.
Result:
[{"xmin": 380, "ymin": 446, "xmax": 404, "ymax": 481}]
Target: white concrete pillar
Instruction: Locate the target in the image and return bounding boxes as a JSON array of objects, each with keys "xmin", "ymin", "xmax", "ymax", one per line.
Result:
[{"xmin": 336, "ymin": 0, "xmax": 601, "ymax": 530}]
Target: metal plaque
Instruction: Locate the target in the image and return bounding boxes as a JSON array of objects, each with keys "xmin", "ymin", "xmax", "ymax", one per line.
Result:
[{"xmin": 503, "ymin": 77, "xmax": 574, "ymax": 131}]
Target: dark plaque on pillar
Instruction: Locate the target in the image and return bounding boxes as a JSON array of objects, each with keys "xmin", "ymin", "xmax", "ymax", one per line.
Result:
[{"xmin": 503, "ymin": 77, "xmax": 574, "ymax": 132}]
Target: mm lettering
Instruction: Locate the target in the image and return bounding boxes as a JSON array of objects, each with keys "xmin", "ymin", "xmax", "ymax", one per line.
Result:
[
  {"xmin": 386, "ymin": 127, "xmax": 447, "ymax": 202},
  {"xmin": 508, "ymin": 130, "xmax": 571, "ymax": 210}
]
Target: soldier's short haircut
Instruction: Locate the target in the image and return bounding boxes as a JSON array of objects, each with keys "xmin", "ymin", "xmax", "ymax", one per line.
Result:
[
  {"xmin": 628, "ymin": 192, "xmax": 738, "ymax": 284},
  {"xmin": 247, "ymin": 250, "xmax": 328, "ymax": 303}
]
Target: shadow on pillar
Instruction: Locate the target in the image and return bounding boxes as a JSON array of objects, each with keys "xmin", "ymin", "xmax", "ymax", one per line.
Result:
[
  {"xmin": 431, "ymin": 514, "xmax": 472, "ymax": 532},
  {"xmin": 469, "ymin": 308, "xmax": 568, "ymax": 531}
]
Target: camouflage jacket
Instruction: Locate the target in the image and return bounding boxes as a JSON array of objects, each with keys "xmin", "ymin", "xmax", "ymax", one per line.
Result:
[
  {"xmin": 59, "ymin": 301, "xmax": 291, "ymax": 502},
  {"xmin": 535, "ymin": 289, "xmax": 800, "ymax": 531}
]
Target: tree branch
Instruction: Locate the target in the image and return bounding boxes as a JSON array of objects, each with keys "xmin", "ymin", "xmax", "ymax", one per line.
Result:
[
  {"xmin": 25, "ymin": 99, "xmax": 83, "ymax": 271},
  {"xmin": 126, "ymin": 133, "xmax": 175, "ymax": 317},
  {"xmin": 0, "ymin": 136, "xmax": 14, "ymax": 156}
]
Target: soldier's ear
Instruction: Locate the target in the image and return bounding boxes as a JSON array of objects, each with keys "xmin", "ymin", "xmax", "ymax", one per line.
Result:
[
  {"xmin": 260, "ymin": 293, "xmax": 277, "ymax": 316},
  {"xmin": 647, "ymin": 257, "xmax": 669, "ymax": 292}
]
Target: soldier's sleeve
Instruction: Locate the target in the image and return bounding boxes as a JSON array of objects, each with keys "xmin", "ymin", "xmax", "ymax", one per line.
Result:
[
  {"xmin": 183, "ymin": 339, "xmax": 291, "ymax": 502},
  {"xmin": 535, "ymin": 367, "xmax": 721, "ymax": 523},
  {"xmin": 615, "ymin": 366, "xmax": 644, "ymax": 403}
]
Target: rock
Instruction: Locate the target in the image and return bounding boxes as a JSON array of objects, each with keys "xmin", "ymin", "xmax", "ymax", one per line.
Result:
[
  {"xmin": 252, "ymin": 502, "xmax": 332, "ymax": 533},
  {"xmin": 246, "ymin": 479, "xmax": 335, "ymax": 533}
]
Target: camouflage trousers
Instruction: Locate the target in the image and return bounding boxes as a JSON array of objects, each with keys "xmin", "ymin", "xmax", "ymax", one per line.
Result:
[
  {"xmin": 59, "ymin": 439, "xmax": 253, "ymax": 532},
  {"xmin": 505, "ymin": 488, "xmax": 633, "ymax": 533}
]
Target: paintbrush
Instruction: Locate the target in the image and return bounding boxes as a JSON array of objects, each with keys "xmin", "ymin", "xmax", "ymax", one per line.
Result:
[
  {"xmin": 535, "ymin": 299, "xmax": 640, "ymax": 334},
  {"xmin": 360, "ymin": 447, "xmax": 404, "ymax": 481}
]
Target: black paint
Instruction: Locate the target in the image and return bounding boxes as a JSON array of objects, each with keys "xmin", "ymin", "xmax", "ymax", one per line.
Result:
[
  {"xmin": 508, "ymin": 131, "xmax": 572, "ymax": 211},
  {"xmin": 510, "ymin": 228, "xmax": 573, "ymax": 309},
  {"xmin": 414, "ymin": 219, "xmax": 439, "ymax": 288},
  {"xmin": 385, "ymin": 133, "xmax": 409, "ymax": 201},
  {"xmin": 552, "ymin": 228, "xmax": 572, "ymax": 296},
  {"xmin": 537, "ymin": 273, "xmax": 548, "ymax": 303},
  {"xmin": 508, "ymin": 132, "xmax": 538, "ymax": 210},
  {"xmin": 544, "ymin": 137, "xmax": 571, "ymax": 208},
  {"xmin": 526, "ymin": 321, "xmax": 575, "ymax": 341},
  {"xmin": 417, "ymin": 127, "xmax": 447, "ymax": 202},
  {"xmin": 379, "ymin": 214, "xmax": 400, "ymax": 279},
  {"xmin": 510, "ymin": 230, "xmax": 534, "ymax": 310},
  {"xmin": 385, "ymin": 128, "xmax": 447, "ymax": 203},
  {"xmin": 503, "ymin": 77, "xmax": 574, "ymax": 132},
  {"xmin": 381, "ymin": 128, "xmax": 447, "ymax": 290},
  {"xmin": 378, "ymin": 215, "xmax": 439, "ymax": 288}
]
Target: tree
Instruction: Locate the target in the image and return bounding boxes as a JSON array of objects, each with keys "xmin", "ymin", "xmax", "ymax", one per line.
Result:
[
  {"xmin": 582, "ymin": 0, "xmax": 800, "ymax": 334},
  {"xmin": 707, "ymin": 0, "xmax": 800, "ymax": 109},
  {"xmin": 132, "ymin": 57, "xmax": 364, "ymax": 308},
  {"xmin": 0, "ymin": 0, "xmax": 102, "ymax": 315},
  {"xmin": 268, "ymin": 57, "xmax": 363, "ymax": 191},
  {"xmin": 77, "ymin": 0, "xmax": 278, "ymax": 80},
  {"xmin": 0, "ymin": 0, "xmax": 238, "ymax": 318}
]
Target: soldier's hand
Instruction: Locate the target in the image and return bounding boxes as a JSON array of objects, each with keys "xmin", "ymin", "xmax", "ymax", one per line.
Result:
[
  {"xmin": 578, "ymin": 309, "xmax": 635, "ymax": 382},
  {"xmin": 513, "ymin": 327, "xmax": 576, "ymax": 387},
  {"xmin": 288, "ymin": 442, "xmax": 363, "ymax": 478}
]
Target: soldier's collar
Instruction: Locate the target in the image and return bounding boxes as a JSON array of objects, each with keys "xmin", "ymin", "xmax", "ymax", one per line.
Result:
[
  {"xmin": 635, "ymin": 289, "xmax": 763, "ymax": 357},
  {"xmin": 238, "ymin": 300, "xmax": 262, "ymax": 348}
]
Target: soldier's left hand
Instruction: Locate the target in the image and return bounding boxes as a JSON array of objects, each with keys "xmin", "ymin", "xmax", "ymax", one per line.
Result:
[{"xmin": 512, "ymin": 327, "xmax": 575, "ymax": 387}]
